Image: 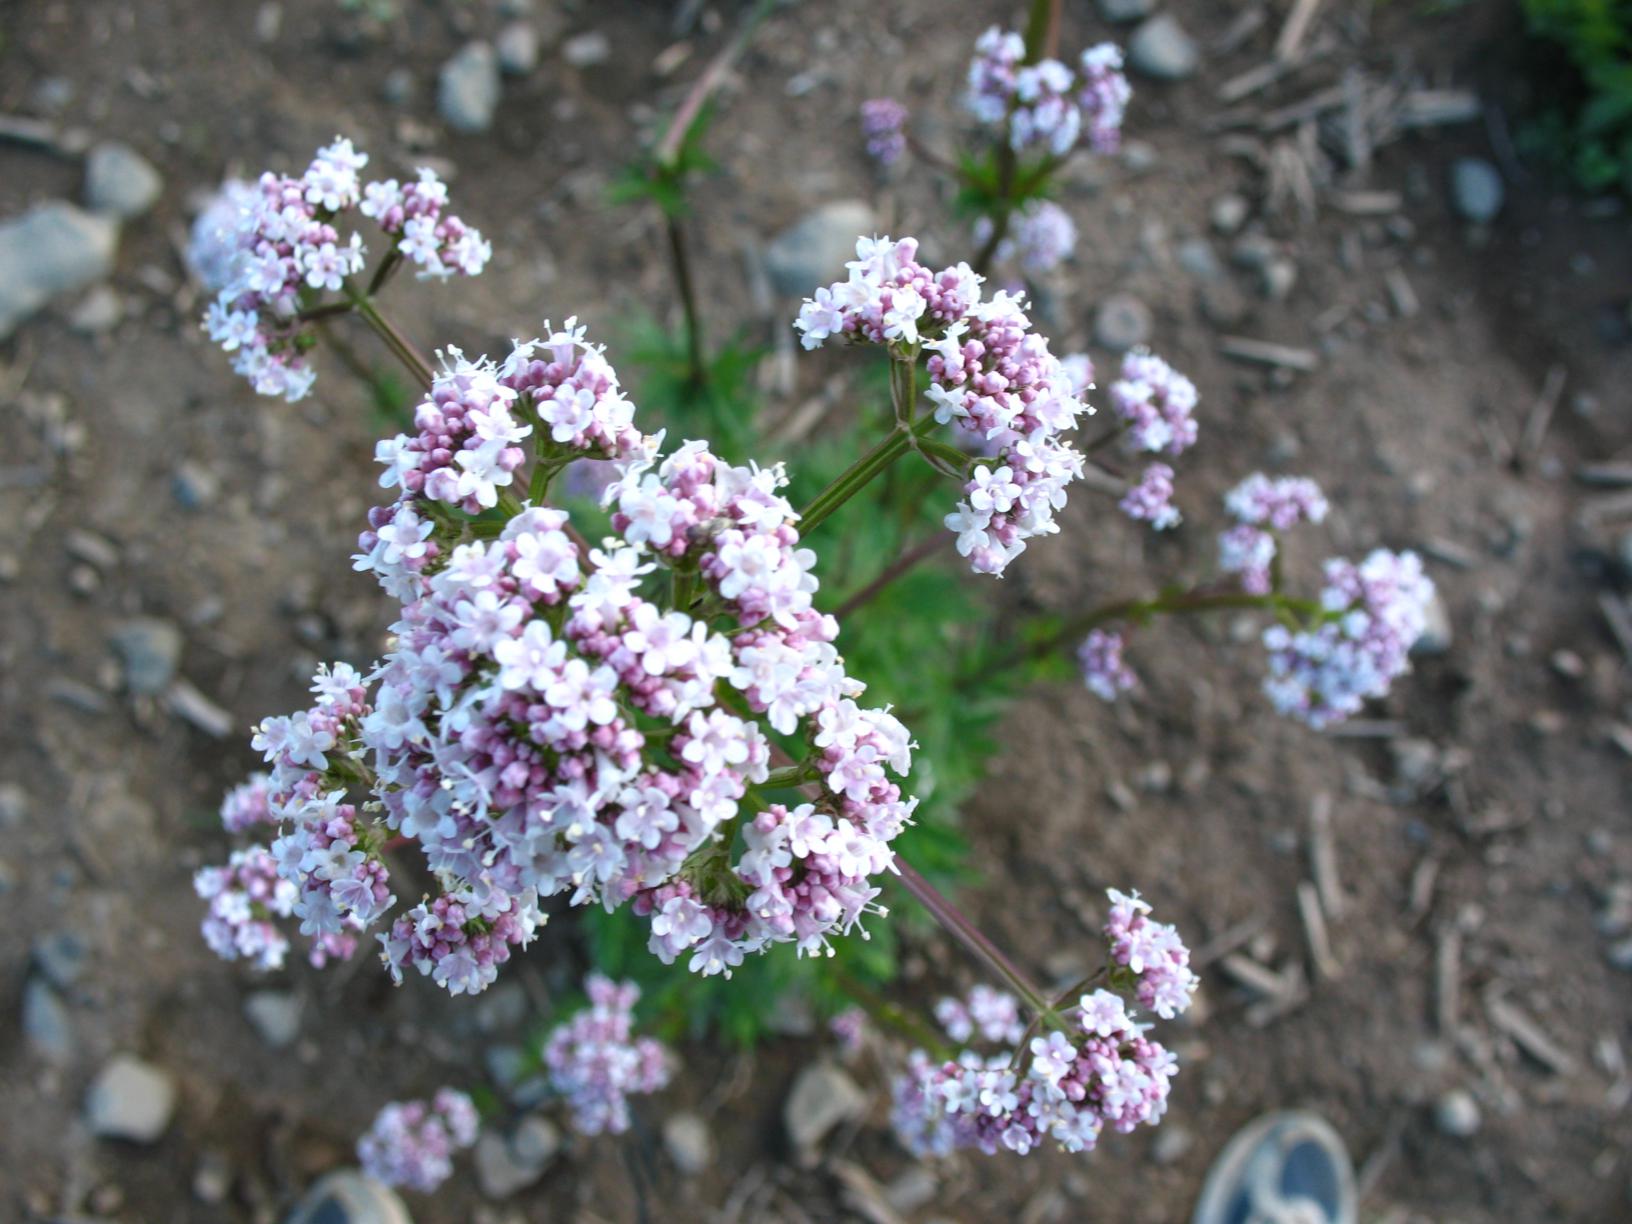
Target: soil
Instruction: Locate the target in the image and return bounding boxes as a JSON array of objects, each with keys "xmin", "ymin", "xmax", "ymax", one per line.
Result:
[{"xmin": 2, "ymin": 1, "xmax": 1630, "ymax": 1222}]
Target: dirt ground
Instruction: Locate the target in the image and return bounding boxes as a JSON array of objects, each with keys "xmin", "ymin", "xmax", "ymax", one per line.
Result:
[{"xmin": 2, "ymin": 1, "xmax": 1630, "ymax": 1221}]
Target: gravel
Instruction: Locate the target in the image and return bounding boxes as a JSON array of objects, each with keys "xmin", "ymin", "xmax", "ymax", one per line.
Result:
[
  {"xmin": 784, "ymin": 1063, "xmax": 867, "ymax": 1152},
  {"xmin": 0, "ymin": 202, "xmax": 120, "ymax": 341},
  {"xmin": 763, "ymin": 200, "xmax": 875, "ymax": 298},
  {"xmin": 1093, "ymin": 292, "xmax": 1153, "ymax": 351},
  {"xmin": 23, "ymin": 977, "xmax": 75, "ymax": 1064},
  {"xmin": 84, "ymin": 141, "xmax": 163, "ymax": 219},
  {"xmin": 108, "ymin": 617, "xmax": 184, "ymax": 696},
  {"xmin": 1451, "ymin": 158, "xmax": 1504, "ymax": 224},
  {"xmin": 243, "ymin": 990, "xmax": 302, "ymax": 1048},
  {"xmin": 85, "ymin": 1054, "xmax": 177, "ymax": 1143},
  {"xmin": 562, "ymin": 30, "xmax": 611, "ymax": 68},
  {"xmin": 663, "ymin": 1113, "xmax": 714, "ymax": 1175},
  {"xmin": 1128, "ymin": 15, "xmax": 1199, "ymax": 81},
  {"xmin": 1434, "ymin": 1088, "xmax": 1482, "ymax": 1138},
  {"xmin": 439, "ymin": 42, "xmax": 501, "ymax": 133}
]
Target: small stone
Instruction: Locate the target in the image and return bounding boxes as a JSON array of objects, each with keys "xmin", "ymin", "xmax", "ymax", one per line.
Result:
[
  {"xmin": 1152, "ymin": 1124, "xmax": 1194, "ymax": 1164},
  {"xmin": 33, "ymin": 931, "xmax": 89, "ymax": 988},
  {"xmin": 1451, "ymin": 158, "xmax": 1504, "ymax": 224},
  {"xmin": 85, "ymin": 142, "xmax": 164, "ymax": 219},
  {"xmin": 1434, "ymin": 1088, "xmax": 1481, "ymax": 1138},
  {"xmin": 1607, "ymin": 936, "xmax": 1632, "ymax": 971},
  {"xmin": 509, "ymin": 1115, "xmax": 560, "ymax": 1166},
  {"xmin": 663, "ymin": 1113, "xmax": 713, "ymax": 1175},
  {"xmin": 66, "ymin": 528, "xmax": 120, "ymax": 570},
  {"xmin": 288, "ymin": 1169, "xmax": 412, "ymax": 1224},
  {"xmin": 0, "ymin": 202, "xmax": 121, "ymax": 341},
  {"xmin": 1120, "ymin": 139, "xmax": 1158, "ymax": 174},
  {"xmin": 1262, "ymin": 258, "xmax": 1298, "ymax": 301},
  {"xmin": 497, "ymin": 22, "xmax": 540, "ymax": 75},
  {"xmin": 1175, "ymin": 238, "xmax": 1223, "ymax": 282},
  {"xmin": 243, "ymin": 990, "xmax": 301, "ymax": 1048},
  {"xmin": 1231, "ymin": 233, "xmax": 1277, "ymax": 270},
  {"xmin": 171, "ymin": 461, "xmax": 219, "ymax": 510},
  {"xmin": 193, "ymin": 1149, "xmax": 231, "ymax": 1204},
  {"xmin": 1211, "ymin": 193, "xmax": 1250, "ymax": 234},
  {"xmin": 1097, "ymin": 0, "xmax": 1155, "ymax": 22},
  {"xmin": 68, "ymin": 285, "xmax": 123, "ymax": 333},
  {"xmin": 763, "ymin": 200, "xmax": 875, "ymax": 298},
  {"xmin": 1412, "ymin": 592, "xmax": 1452, "ymax": 657},
  {"xmin": 885, "ymin": 1166, "xmax": 938, "ymax": 1212},
  {"xmin": 784, "ymin": 1063, "xmax": 867, "ymax": 1151},
  {"xmin": 108, "ymin": 617, "xmax": 183, "ymax": 696},
  {"xmin": 439, "ymin": 42, "xmax": 501, "ymax": 133},
  {"xmin": 475, "ymin": 1120, "xmax": 556, "ymax": 1199},
  {"xmin": 1390, "ymin": 737, "xmax": 1440, "ymax": 792},
  {"xmin": 562, "ymin": 30, "xmax": 611, "ymax": 68},
  {"xmin": 23, "ymin": 977, "xmax": 75, "ymax": 1064},
  {"xmin": 0, "ymin": 782, "xmax": 27, "ymax": 827},
  {"xmin": 1128, "ymin": 15, "xmax": 1199, "ymax": 81},
  {"xmin": 1093, "ymin": 292, "xmax": 1152, "ymax": 351},
  {"xmin": 382, "ymin": 67, "xmax": 414, "ymax": 107},
  {"xmin": 86, "ymin": 1054, "xmax": 176, "ymax": 1142}
]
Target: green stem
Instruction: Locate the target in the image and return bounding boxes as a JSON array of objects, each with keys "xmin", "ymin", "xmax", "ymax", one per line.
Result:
[
  {"xmin": 665, "ymin": 211, "xmax": 709, "ymax": 390},
  {"xmin": 353, "ymin": 295, "xmax": 436, "ymax": 390},
  {"xmin": 797, "ymin": 428, "xmax": 916, "ymax": 534}
]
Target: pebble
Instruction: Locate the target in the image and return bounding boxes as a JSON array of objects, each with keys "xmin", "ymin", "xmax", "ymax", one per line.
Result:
[
  {"xmin": 763, "ymin": 200, "xmax": 875, "ymax": 298},
  {"xmin": 885, "ymin": 1166, "xmax": 938, "ymax": 1212},
  {"xmin": 0, "ymin": 202, "xmax": 121, "ymax": 341},
  {"xmin": 382, "ymin": 67, "xmax": 414, "ymax": 107},
  {"xmin": 1175, "ymin": 237, "xmax": 1223, "ymax": 282},
  {"xmin": 243, "ymin": 990, "xmax": 302, "ymax": 1048},
  {"xmin": 439, "ymin": 42, "xmax": 501, "ymax": 133},
  {"xmin": 662, "ymin": 1113, "xmax": 714, "ymax": 1175},
  {"xmin": 1434, "ymin": 1088, "xmax": 1482, "ymax": 1138},
  {"xmin": 784, "ymin": 1063, "xmax": 867, "ymax": 1151},
  {"xmin": 192, "ymin": 1149, "xmax": 232, "ymax": 1204},
  {"xmin": 1262, "ymin": 258, "xmax": 1298, "ymax": 301},
  {"xmin": 1093, "ymin": 292, "xmax": 1153, "ymax": 351},
  {"xmin": 84, "ymin": 141, "xmax": 164, "ymax": 219},
  {"xmin": 0, "ymin": 781, "xmax": 27, "ymax": 827},
  {"xmin": 475, "ymin": 1118, "xmax": 558, "ymax": 1198},
  {"xmin": 23, "ymin": 976, "xmax": 75, "ymax": 1064},
  {"xmin": 497, "ymin": 22, "xmax": 540, "ymax": 75},
  {"xmin": 1412, "ymin": 592, "xmax": 1452, "ymax": 657},
  {"xmin": 1451, "ymin": 158, "xmax": 1504, "ymax": 224},
  {"xmin": 287, "ymin": 1169, "xmax": 412, "ymax": 1224},
  {"xmin": 1097, "ymin": 0, "xmax": 1155, "ymax": 21},
  {"xmin": 33, "ymin": 931, "xmax": 89, "ymax": 988},
  {"xmin": 1128, "ymin": 14, "xmax": 1199, "ymax": 81},
  {"xmin": 1152, "ymin": 1124, "xmax": 1194, "ymax": 1164},
  {"xmin": 108, "ymin": 617, "xmax": 184, "ymax": 696},
  {"xmin": 562, "ymin": 30, "xmax": 611, "ymax": 68},
  {"xmin": 69, "ymin": 285, "xmax": 123, "ymax": 333},
  {"xmin": 171, "ymin": 461, "xmax": 219, "ymax": 510},
  {"xmin": 85, "ymin": 1054, "xmax": 177, "ymax": 1142},
  {"xmin": 1211, "ymin": 193, "xmax": 1250, "ymax": 234}
]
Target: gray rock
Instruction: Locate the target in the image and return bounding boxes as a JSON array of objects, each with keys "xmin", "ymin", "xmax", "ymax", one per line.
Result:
[
  {"xmin": 1412, "ymin": 592, "xmax": 1452, "ymax": 657},
  {"xmin": 288, "ymin": 1170, "xmax": 412, "ymax": 1224},
  {"xmin": 243, "ymin": 990, "xmax": 301, "ymax": 1048},
  {"xmin": 0, "ymin": 781, "xmax": 27, "ymax": 827},
  {"xmin": 439, "ymin": 42, "xmax": 501, "ymax": 133},
  {"xmin": 1120, "ymin": 139, "xmax": 1158, "ymax": 174},
  {"xmin": 85, "ymin": 1054, "xmax": 176, "ymax": 1142},
  {"xmin": 192, "ymin": 1148, "xmax": 232, "ymax": 1204},
  {"xmin": 0, "ymin": 202, "xmax": 120, "ymax": 340},
  {"xmin": 108, "ymin": 617, "xmax": 183, "ymax": 696},
  {"xmin": 85, "ymin": 142, "xmax": 163, "ymax": 219},
  {"xmin": 497, "ymin": 22, "xmax": 540, "ymax": 75},
  {"xmin": 1434, "ymin": 1089, "xmax": 1481, "ymax": 1138},
  {"xmin": 784, "ymin": 1063, "xmax": 867, "ymax": 1151},
  {"xmin": 1175, "ymin": 238, "xmax": 1223, "ymax": 282},
  {"xmin": 1097, "ymin": 0, "xmax": 1155, "ymax": 22},
  {"xmin": 1210, "ymin": 193, "xmax": 1250, "ymax": 234},
  {"xmin": 1093, "ymin": 292, "xmax": 1152, "ymax": 351},
  {"xmin": 475, "ymin": 1118, "xmax": 557, "ymax": 1199},
  {"xmin": 1262, "ymin": 258, "xmax": 1298, "ymax": 301},
  {"xmin": 23, "ymin": 977, "xmax": 75, "ymax": 1064},
  {"xmin": 68, "ymin": 285, "xmax": 123, "ymax": 333},
  {"xmin": 663, "ymin": 1113, "xmax": 713, "ymax": 1175},
  {"xmin": 1128, "ymin": 15, "xmax": 1199, "ymax": 81},
  {"xmin": 763, "ymin": 200, "xmax": 875, "ymax": 298},
  {"xmin": 172, "ymin": 460, "xmax": 219, "ymax": 510},
  {"xmin": 33, "ymin": 931, "xmax": 89, "ymax": 988},
  {"xmin": 1451, "ymin": 158, "xmax": 1504, "ymax": 224},
  {"xmin": 562, "ymin": 30, "xmax": 611, "ymax": 68}
]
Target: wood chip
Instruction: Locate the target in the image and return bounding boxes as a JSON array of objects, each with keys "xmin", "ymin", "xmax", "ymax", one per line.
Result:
[
  {"xmin": 1246, "ymin": 964, "xmax": 1309, "ymax": 1027},
  {"xmin": 163, "ymin": 680, "xmax": 234, "ymax": 739},
  {"xmin": 1275, "ymin": 0, "xmax": 1326, "ymax": 61},
  {"xmin": 1599, "ymin": 593, "xmax": 1632, "ymax": 666},
  {"xmin": 1575, "ymin": 463, "xmax": 1632, "ymax": 488},
  {"xmin": 1520, "ymin": 364, "xmax": 1567, "ymax": 459},
  {"xmin": 1395, "ymin": 89, "xmax": 1481, "ymax": 129},
  {"xmin": 829, "ymin": 1161, "xmax": 907, "ymax": 1224},
  {"xmin": 1327, "ymin": 189, "xmax": 1402, "ymax": 216},
  {"xmin": 1219, "ymin": 336, "xmax": 1319, "ymax": 371},
  {"xmin": 1214, "ymin": 5, "xmax": 1268, "ymax": 55},
  {"xmin": 1194, "ymin": 914, "xmax": 1269, "ymax": 967},
  {"xmin": 1486, "ymin": 993, "xmax": 1576, "ymax": 1075},
  {"xmin": 1297, "ymin": 880, "xmax": 1341, "ymax": 979},
  {"xmin": 1260, "ymin": 84, "xmax": 1347, "ymax": 132},
  {"xmin": 1408, "ymin": 855, "xmax": 1440, "ymax": 924},
  {"xmin": 1219, "ymin": 952, "xmax": 1294, "ymax": 999},
  {"xmin": 1308, "ymin": 792, "xmax": 1345, "ymax": 919},
  {"xmin": 1421, "ymin": 536, "xmax": 1480, "ymax": 569},
  {"xmin": 1580, "ymin": 489, "xmax": 1632, "ymax": 526},
  {"xmin": 1435, "ymin": 925, "xmax": 1461, "ymax": 1034},
  {"xmin": 1385, "ymin": 268, "xmax": 1419, "ymax": 319},
  {"xmin": 1326, "ymin": 718, "xmax": 1407, "ymax": 739}
]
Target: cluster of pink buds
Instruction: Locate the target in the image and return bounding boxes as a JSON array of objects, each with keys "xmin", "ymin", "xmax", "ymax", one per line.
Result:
[
  {"xmin": 194, "ymin": 846, "xmax": 297, "ymax": 971},
  {"xmin": 964, "ymin": 27, "xmax": 1131, "ymax": 158},
  {"xmin": 197, "ymin": 138, "xmax": 487, "ymax": 402},
  {"xmin": 973, "ymin": 199, "xmax": 1078, "ymax": 276},
  {"xmin": 795, "ymin": 236, "xmax": 1090, "ymax": 577},
  {"xmin": 1119, "ymin": 461, "xmax": 1180, "ymax": 530},
  {"xmin": 1218, "ymin": 473, "xmax": 1330, "ymax": 594},
  {"xmin": 542, "ymin": 974, "xmax": 672, "ymax": 1134},
  {"xmin": 1077, "ymin": 628, "xmax": 1137, "ymax": 702},
  {"xmin": 860, "ymin": 97, "xmax": 909, "ymax": 166},
  {"xmin": 1110, "ymin": 350, "xmax": 1199, "ymax": 458},
  {"xmin": 1263, "ymin": 549, "xmax": 1435, "ymax": 728},
  {"xmin": 218, "ymin": 773, "xmax": 276, "ymax": 834},
  {"xmin": 890, "ymin": 890, "xmax": 1193, "ymax": 1159},
  {"xmin": 357, "ymin": 1088, "xmax": 480, "ymax": 1194}
]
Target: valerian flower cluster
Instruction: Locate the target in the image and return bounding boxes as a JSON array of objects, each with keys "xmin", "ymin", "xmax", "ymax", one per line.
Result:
[
  {"xmin": 965, "ymin": 27, "xmax": 1131, "ymax": 158},
  {"xmin": 198, "ymin": 138, "xmax": 489, "ymax": 401},
  {"xmin": 891, "ymin": 890, "xmax": 1195, "ymax": 1158}
]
